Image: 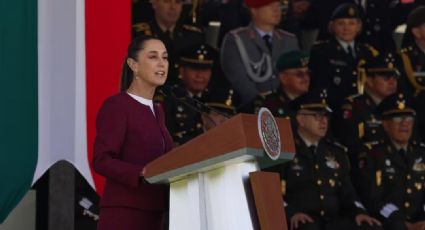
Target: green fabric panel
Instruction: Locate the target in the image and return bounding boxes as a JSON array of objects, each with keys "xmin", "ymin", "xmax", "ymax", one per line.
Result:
[{"xmin": 0, "ymin": 0, "xmax": 38, "ymax": 223}]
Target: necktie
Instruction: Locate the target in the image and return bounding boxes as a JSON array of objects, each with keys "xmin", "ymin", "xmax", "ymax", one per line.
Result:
[
  {"xmin": 164, "ymin": 29, "xmax": 172, "ymax": 39},
  {"xmin": 398, "ymin": 149, "xmax": 408, "ymax": 165},
  {"xmin": 347, "ymin": 45, "xmax": 355, "ymax": 59},
  {"xmin": 262, "ymin": 34, "xmax": 272, "ymax": 53},
  {"xmin": 309, "ymin": 145, "xmax": 317, "ymax": 154}
]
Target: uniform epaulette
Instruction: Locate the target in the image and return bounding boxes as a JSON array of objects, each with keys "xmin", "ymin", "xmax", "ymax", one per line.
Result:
[
  {"xmin": 182, "ymin": 24, "xmax": 203, "ymax": 33},
  {"xmin": 132, "ymin": 22, "xmax": 152, "ymax": 35},
  {"xmin": 365, "ymin": 43, "xmax": 379, "ymax": 57},
  {"xmin": 326, "ymin": 139, "xmax": 348, "ymax": 152},
  {"xmin": 363, "ymin": 141, "xmax": 381, "ymax": 150},
  {"xmin": 275, "ymin": 29, "xmax": 296, "ymax": 37}
]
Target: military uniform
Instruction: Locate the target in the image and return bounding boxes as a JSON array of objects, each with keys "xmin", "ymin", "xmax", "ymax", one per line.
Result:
[
  {"xmin": 269, "ymin": 135, "xmax": 380, "ymax": 229},
  {"xmin": 309, "ymin": 38, "xmax": 378, "ymax": 109},
  {"xmin": 357, "ymin": 140, "xmax": 425, "ymax": 229},
  {"xmin": 400, "ymin": 43, "xmax": 425, "ymax": 97},
  {"xmin": 162, "ymin": 84, "xmax": 207, "ymax": 145},
  {"xmin": 220, "ymin": 23, "xmax": 299, "ymax": 105},
  {"xmin": 337, "ymin": 94, "xmax": 385, "ymax": 149},
  {"xmin": 132, "ymin": 19, "xmax": 204, "ymax": 84},
  {"xmin": 354, "ymin": 0, "xmax": 396, "ymax": 52},
  {"xmin": 248, "ymin": 90, "xmax": 293, "ymax": 117},
  {"xmin": 266, "ymin": 88, "xmax": 381, "ymax": 229}
]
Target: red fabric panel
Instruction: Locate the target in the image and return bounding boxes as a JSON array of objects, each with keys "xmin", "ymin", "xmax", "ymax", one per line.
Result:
[{"xmin": 85, "ymin": 0, "xmax": 131, "ymax": 194}]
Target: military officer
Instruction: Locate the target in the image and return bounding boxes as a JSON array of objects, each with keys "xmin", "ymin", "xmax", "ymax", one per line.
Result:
[
  {"xmin": 160, "ymin": 43, "xmax": 217, "ymax": 145},
  {"xmin": 309, "ymin": 3, "xmax": 378, "ymax": 110},
  {"xmin": 356, "ymin": 92, "xmax": 425, "ymax": 230},
  {"xmin": 267, "ymin": 89, "xmax": 382, "ymax": 230},
  {"xmin": 132, "ymin": 0, "xmax": 204, "ymax": 85},
  {"xmin": 243, "ymin": 50, "xmax": 310, "ymax": 118},
  {"xmin": 335, "ymin": 51, "xmax": 399, "ymax": 156},
  {"xmin": 399, "ymin": 6, "xmax": 425, "ymax": 97},
  {"xmin": 220, "ymin": 0, "xmax": 299, "ymax": 106},
  {"xmin": 400, "ymin": 6, "xmax": 425, "ymax": 141}
]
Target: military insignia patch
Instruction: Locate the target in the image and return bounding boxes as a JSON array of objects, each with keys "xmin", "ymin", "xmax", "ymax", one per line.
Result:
[
  {"xmin": 413, "ymin": 162, "xmax": 425, "ymax": 172},
  {"xmin": 376, "ymin": 170, "xmax": 382, "ymax": 186},
  {"xmin": 325, "ymin": 155, "xmax": 340, "ymax": 169},
  {"xmin": 333, "ymin": 76, "xmax": 342, "ymax": 85}
]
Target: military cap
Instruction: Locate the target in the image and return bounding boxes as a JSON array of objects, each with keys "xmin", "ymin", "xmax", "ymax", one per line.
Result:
[
  {"xmin": 331, "ymin": 3, "xmax": 360, "ymax": 20},
  {"xmin": 365, "ymin": 52, "xmax": 400, "ymax": 77},
  {"xmin": 205, "ymin": 88, "xmax": 237, "ymax": 115},
  {"xmin": 180, "ymin": 43, "xmax": 217, "ymax": 69},
  {"xmin": 244, "ymin": 0, "xmax": 279, "ymax": 8},
  {"xmin": 276, "ymin": 50, "xmax": 309, "ymax": 72},
  {"xmin": 407, "ymin": 6, "xmax": 425, "ymax": 28},
  {"xmin": 377, "ymin": 92, "xmax": 416, "ymax": 119},
  {"xmin": 291, "ymin": 88, "xmax": 332, "ymax": 112}
]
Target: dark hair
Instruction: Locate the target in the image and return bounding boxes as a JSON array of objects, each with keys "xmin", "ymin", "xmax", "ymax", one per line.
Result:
[{"xmin": 120, "ymin": 35, "xmax": 159, "ymax": 91}]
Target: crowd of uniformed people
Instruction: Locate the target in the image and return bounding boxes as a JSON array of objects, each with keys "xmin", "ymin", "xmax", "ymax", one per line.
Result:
[{"xmin": 78, "ymin": 0, "xmax": 425, "ymax": 229}]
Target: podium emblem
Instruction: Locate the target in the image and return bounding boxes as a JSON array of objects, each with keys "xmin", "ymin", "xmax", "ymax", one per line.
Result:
[{"xmin": 257, "ymin": 107, "xmax": 281, "ymax": 160}]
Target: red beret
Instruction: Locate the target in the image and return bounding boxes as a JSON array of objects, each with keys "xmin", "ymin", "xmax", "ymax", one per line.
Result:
[{"xmin": 245, "ymin": 0, "xmax": 279, "ymax": 8}]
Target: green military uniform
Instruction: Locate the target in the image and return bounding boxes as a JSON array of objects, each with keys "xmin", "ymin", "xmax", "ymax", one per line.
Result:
[
  {"xmin": 267, "ymin": 89, "xmax": 380, "ymax": 229},
  {"xmin": 132, "ymin": 19, "xmax": 204, "ymax": 85},
  {"xmin": 335, "ymin": 51, "xmax": 399, "ymax": 155},
  {"xmin": 356, "ymin": 93, "xmax": 425, "ymax": 230}
]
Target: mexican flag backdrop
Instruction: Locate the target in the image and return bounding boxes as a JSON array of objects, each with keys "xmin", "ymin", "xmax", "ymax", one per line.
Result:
[{"xmin": 0, "ymin": 0, "xmax": 131, "ymax": 222}]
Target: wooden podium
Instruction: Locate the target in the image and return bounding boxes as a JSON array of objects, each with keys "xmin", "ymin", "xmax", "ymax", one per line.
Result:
[{"xmin": 145, "ymin": 114, "xmax": 295, "ymax": 230}]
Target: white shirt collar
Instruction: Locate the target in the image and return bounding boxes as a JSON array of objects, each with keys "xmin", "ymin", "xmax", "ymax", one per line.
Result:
[
  {"xmin": 298, "ymin": 130, "xmax": 319, "ymax": 148},
  {"xmin": 336, "ymin": 38, "xmax": 355, "ymax": 52},
  {"xmin": 127, "ymin": 92, "xmax": 155, "ymax": 115}
]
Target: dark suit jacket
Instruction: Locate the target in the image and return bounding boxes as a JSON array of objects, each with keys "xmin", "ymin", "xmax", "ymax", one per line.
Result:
[{"xmin": 93, "ymin": 92, "xmax": 174, "ymax": 211}]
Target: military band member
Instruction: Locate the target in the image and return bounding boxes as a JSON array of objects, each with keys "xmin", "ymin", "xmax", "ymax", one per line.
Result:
[
  {"xmin": 309, "ymin": 3, "xmax": 378, "ymax": 109},
  {"xmin": 335, "ymin": 52, "xmax": 399, "ymax": 156},
  {"xmin": 267, "ymin": 89, "xmax": 382, "ymax": 230},
  {"xmin": 356, "ymin": 92, "xmax": 425, "ymax": 230},
  {"xmin": 132, "ymin": 0, "xmax": 204, "ymax": 85},
  {"xmin": 243, "ymin": 50, "xmax": 310, "ymax": 118},
  {"xmin": 162, "ymin": 43, "xmax": 216, "ymax": 145},
  {"xmin": 220, "ymin": 0, "xmax": 299, "ymax": 106}
]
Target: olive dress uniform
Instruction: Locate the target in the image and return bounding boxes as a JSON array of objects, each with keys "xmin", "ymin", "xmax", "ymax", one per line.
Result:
[
  {"xmin": 267, "ymin": 89, "xmax": 381, "ymax": 230},
  {"xmin": 355, "ymin": 93, "xmax": 425, "ymax": 230}
]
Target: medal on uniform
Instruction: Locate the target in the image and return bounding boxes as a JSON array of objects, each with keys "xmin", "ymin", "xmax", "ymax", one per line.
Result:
[
  {"xmin": 329, "ymin": 179, "xmax": 336, "ymax": 187},
  {"xmin": 333, "ymin": 76, "xmax": 341, "ymax": 85},
  {"xmin": 325, "ymin": 155, "xmax": 340, "ymax": 169},
  {"xmin": 415, "ymin": 182, "xmax": 423, "ymax": 190}
]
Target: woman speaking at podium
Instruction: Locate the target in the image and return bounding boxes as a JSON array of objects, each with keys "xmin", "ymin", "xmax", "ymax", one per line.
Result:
[{"xmin": 92, "ymin": 35, "xmax": 174, "ymax": 230}]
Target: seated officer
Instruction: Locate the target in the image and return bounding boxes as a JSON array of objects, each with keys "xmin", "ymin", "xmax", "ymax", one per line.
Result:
[
  {"xmin": 357, "ymin": 93, "xmax": 425, "ymax": 230},
  {"xmin": 244, "ymin": 50, "xmax": 310, "ymax": 118},
  {"xmin": 267, "ymin": 89, "xmax": 382, "ymax": 230},
  {"xmin": 162, "ymin": 43, "xmax": 217, "ymax": 145},
  {"xmin": 335, "ymin": 52, "xmax": 399, "ymax": 156},
  {"xmin": 309, "ymin": 3, "xmax": 378, "ymax": 109}
]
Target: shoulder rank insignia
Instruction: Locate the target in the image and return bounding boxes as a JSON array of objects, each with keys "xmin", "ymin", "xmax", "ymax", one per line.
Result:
[
  {"xmin": 365, "ymin": 44, "xmax": 379, "ymax": 57},
  {"xmin": 132, "ymin": 22, "xmax": 152, "ymax": 36},
  {"xmin": 182, "ymin": 24, "xmax": 203, "ymax": 33}
]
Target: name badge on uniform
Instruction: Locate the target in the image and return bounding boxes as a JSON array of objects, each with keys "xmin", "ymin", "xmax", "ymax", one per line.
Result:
[
  {"xmin": 329, "ymin": 59, "xmax": 347, "ymax": 66},
  {"xmin": 376, "ymin": 170, "xmax": 382, "ymax": 186}
]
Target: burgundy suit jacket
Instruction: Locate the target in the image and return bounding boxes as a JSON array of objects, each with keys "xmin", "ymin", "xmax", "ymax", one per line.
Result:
[{"xmin": 93, "ymin": 92, "xmax": 174, "ymax": 211}]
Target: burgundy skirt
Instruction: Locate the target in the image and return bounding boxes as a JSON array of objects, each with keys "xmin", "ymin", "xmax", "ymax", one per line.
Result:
[{"xmin": 97, "ymin": 207, "xmax": 167, "ymax": 230}]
